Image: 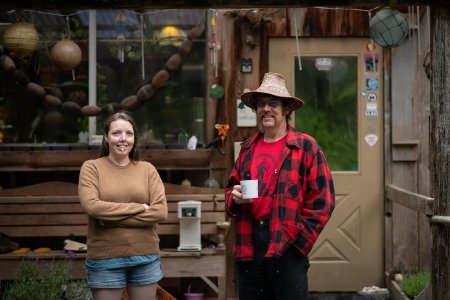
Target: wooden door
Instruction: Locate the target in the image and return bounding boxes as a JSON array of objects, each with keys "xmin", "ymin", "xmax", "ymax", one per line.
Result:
[{"xmin": 269, "ymin": 38, "xmax": 384, "ymax": 291}]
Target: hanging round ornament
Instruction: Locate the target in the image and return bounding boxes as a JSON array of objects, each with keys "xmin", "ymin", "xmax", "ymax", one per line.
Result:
[
  {"xmin": 209, "ymin": 83, "xmax": 224, "ymax": 100},
  {"xmin": 370, "ymin": 8, "xmax": 408, "ymax": 48},
  {"xmin": 50, "ymin": 38, "xmax": 82, "ymax": 71},
  {"xmin": 3, "ymin": 20, "xmax": 39, "ymax": 58}
]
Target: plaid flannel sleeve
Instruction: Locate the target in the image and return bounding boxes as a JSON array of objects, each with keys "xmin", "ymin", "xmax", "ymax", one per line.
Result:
[{"xmin": 294, "ymin": 148, "xmax": 335, "ymax": 256}]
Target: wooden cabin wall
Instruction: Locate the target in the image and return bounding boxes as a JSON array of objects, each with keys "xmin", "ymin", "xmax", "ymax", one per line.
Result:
[
  {"xmin": 215, "ymin": 8, "xmax": 371, "ymax": 297},
  {"xmin": 385, "ymin": 6, "xmax": 432, "ymax": 275}
]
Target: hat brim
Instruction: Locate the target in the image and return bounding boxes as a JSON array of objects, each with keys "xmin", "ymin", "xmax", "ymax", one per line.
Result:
[{"xmin": 240, "ymin": 91, "xmax": 304, "ymax": 110}]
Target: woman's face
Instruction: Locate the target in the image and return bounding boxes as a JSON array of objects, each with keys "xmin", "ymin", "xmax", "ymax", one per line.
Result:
[{"xmin": 105, "ymin": 119, "xmax": 135, "ymax": 160}]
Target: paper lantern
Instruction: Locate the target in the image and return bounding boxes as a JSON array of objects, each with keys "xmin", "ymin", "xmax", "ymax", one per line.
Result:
[
  {"xmin": 370, "ymin": 8, "xmax": 409, "ymax": 48},
  {"xmin": 159, "ymin": 26, "xmax": 186, "ymax": 46},
  {"xmin": 3, "ymin": 20, "xmax": 39, "ymax": 58},
  {"xmin": 50, "ymin": 39, "xmax": 82, "ymax": 71}
]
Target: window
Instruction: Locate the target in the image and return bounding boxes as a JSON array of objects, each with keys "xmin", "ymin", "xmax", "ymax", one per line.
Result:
[
  {"xmin": 295, "ymin": 56, "xmax": 358, "ymax": 171},
  {"xmin": 0, "ymin": 9, "xmax": 207, "ymax": 146}
]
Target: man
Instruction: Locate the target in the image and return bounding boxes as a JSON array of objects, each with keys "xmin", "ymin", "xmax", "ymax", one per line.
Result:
[{"xmin": 226, "ymin": 72, "xmax": 335, "ymax": 300}]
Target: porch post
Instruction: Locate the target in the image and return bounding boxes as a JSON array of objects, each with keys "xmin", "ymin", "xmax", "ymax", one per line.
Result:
[{"xmin": 430, "ymin": 5, "xmax": 450, "ymax": 300}]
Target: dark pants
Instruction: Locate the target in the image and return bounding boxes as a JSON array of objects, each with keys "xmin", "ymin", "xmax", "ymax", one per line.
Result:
[{"xmin": 236, "ymin": 219, "xmax": 310, "ymax": 300}]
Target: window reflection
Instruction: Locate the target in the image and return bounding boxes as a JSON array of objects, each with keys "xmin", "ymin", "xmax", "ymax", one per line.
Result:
[
  {"xmin": 0, "ymin": 9, "xmax": 207, "ymax": 147},
  {"xmin": 295, "ymin": 56, "xmax": 358, "ymax": 171}
]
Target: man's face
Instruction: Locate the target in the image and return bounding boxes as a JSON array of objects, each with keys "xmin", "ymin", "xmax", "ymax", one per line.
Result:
[{"xmin": 256, "ymin": 96, "xmax": 289, "ymax": 131}]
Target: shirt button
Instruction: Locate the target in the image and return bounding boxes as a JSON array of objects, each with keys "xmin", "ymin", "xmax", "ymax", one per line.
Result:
[{"xmin": 260, "ymin": 220, "xmax": 264, "ymax": 225}]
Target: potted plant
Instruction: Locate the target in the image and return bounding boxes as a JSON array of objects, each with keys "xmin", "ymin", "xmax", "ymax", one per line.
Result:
[
  {"xmin": 390, "ymin": 270, "xmax": 431, "ymax": 300},
  {"xmin": 399, "ymin": 270, "xmax": 431, "ymax": 300},
  {"xmin": 1, "ymin": 258, "xmax": 90, "ymax": 300}
]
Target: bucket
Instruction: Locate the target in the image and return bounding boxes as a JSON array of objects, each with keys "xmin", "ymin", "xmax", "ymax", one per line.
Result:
[{"xmin": 184, "ymin": 284, "xmax": 204, "ymax": 300}]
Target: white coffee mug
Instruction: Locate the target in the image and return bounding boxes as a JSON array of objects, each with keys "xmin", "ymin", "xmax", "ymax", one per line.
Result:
[{"xmin": 240, "ymin": 179, "xmax": 258, "ymax": 199}]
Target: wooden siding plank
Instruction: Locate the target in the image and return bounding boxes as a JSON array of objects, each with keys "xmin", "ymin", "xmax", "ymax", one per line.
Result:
[
  {"xmin": 0, "ymin": 223, "xmax": 220, "ymax": 237},
  {"xmin": 0, "ymin": 203, "xmax": 85, "ymax": 213},
  {"xmin": 0, "ymin": 226, "xmax": 88, "ymax": 237},
  {"xmin": 0, "ymin": 214, "xmax": 88, "ymax": 225},
  {"xmin": 0, "ymin": 149, "xmax": 213, "ymax": 171},
  {"xmin": 392, "ymin": 144, "xmax": 419, "ymax": 162}
]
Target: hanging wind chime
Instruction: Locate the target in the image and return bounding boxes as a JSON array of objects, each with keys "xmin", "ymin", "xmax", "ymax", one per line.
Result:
[
  {"xmin": 115, "ymin": 11, "xmax": 127, "ymax": 63},
  {"xmin": 208, "ymin": 10, "xmax": 224, "ymax": 101},
  {"xmin": 209, "ymin": 11, "xmax": 220, "ymax": 77}
]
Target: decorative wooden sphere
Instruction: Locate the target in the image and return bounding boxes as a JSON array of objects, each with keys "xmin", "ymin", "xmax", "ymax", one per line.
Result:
[
  {"xmin": 3, "ymin": 20, "xmax": 39, "ymax": 58},
  {"xmin": 42, "ymin": 110, "xmax": 64, "ymax": 128},
  {"xmin": 50, "ymin": 39, "xmax": 82, "ymax": 71}
]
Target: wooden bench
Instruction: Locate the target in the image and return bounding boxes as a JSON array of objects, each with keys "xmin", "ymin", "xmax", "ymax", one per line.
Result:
[{"xmin": 0, "ymin": 181, "xmax": 228, "ymax": 300}]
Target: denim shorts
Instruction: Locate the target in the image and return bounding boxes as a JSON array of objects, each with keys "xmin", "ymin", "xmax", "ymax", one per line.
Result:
[{"xmin": 86, "ymin": 256, "xmax": 163, "ymax": 288}]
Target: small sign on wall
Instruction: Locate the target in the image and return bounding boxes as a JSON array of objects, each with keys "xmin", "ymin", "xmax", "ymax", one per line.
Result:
[
  {"xmin": 365, "ymin": 93, "xmax": 378, "ymax": 116},
  {"xmin": 237, "ymin": 99, "xmax": 256, "ymax": 127},
  {"xmin": 241, "ymin": 58, "xmax": 253, "ymax": 73}
]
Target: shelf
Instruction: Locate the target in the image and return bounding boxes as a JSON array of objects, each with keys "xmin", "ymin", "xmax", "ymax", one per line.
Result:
[{"xmin": 0, "ymin": 148, "xmax": 214, "ymax": 172}]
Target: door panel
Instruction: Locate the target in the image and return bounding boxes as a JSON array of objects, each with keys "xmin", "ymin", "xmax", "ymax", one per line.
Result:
[{"xmin": 269, "ymin": 38, "xmax": 384, "ymax": 291}]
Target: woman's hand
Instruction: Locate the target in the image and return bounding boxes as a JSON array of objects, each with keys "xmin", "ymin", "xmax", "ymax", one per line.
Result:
[{"xmin": 231, "ymin": 185, "xmax": 253, "ymax": 204}]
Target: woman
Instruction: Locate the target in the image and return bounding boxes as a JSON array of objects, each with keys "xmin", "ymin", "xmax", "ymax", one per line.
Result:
[{"xmin": 78, "ymin": 111, "xmax": 168, "ymax": 300}]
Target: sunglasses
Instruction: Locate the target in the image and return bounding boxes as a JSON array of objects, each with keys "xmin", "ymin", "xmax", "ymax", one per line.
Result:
[{"xmin": 256, "ymin": 99, "xmax": 281, "ymax": 108}]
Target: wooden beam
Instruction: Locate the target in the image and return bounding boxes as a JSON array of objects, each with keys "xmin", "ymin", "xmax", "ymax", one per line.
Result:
[
  {"xmin": 0, "ymin": 0, "xmax": 446, "ymax": 10},
  {"xmin": 385, "ymin": 184, "xmax": 434, "ymax": 215},
  {"xmin": 430, "ymin": 216, "xmax": 450, "ymax": 225}
]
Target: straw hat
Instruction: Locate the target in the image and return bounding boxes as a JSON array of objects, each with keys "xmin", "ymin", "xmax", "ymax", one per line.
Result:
[{"xmin": 240, "ymin": 72, "xmax": 304, "ymax": 110}]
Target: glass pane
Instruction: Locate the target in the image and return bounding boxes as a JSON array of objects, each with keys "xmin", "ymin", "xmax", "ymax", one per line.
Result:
[
  {"xmin": 95, "ymin": 9, "xmax": 207, "ymax": 147},
  {"xmin": 0, "ymin": 10, "xmax": 89, "ymax": 144},
  {"xmin": 0, "ymin": 9, "xmax": 206, "ymax": 147},
  {"xmin": 294, "ymin": 56, "xmax": 358, "ymax": 171}
]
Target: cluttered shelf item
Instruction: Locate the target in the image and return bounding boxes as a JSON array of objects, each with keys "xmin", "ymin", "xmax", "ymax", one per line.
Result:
[{"xmin": 0, "ymin": 181, "xmax": 228, "ymax": 300}]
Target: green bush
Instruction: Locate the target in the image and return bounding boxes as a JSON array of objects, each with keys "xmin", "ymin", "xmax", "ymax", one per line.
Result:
[
  {"xmin": 2, "ymin": 258, "xmax": 90, "ymax": 300},
  {"xmin": 399, "ymin": 270, "xmax": 430, "ymax": 299}
]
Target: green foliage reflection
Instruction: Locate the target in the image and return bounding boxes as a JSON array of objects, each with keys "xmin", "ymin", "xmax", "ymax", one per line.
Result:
[{"xmin": 295, "ymin": 56, "xmax": 358, "ymax": 171}]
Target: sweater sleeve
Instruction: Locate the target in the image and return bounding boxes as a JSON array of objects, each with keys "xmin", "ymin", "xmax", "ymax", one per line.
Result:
[
  {"xmin": 78, "ymin": 160, "xmax": 146, "ymax": 220},
  {"xmin": 98, "ymin": 164, "xmax": 168, "ymax": 228}
]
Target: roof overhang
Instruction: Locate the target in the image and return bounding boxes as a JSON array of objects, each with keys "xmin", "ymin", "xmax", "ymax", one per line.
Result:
[{"xmin": 0, "ymin": 0, "xmax": 446, "ymax": 10}]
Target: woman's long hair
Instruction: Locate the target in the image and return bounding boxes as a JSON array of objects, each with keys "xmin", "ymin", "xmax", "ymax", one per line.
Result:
[{"xmin": 100, "ymin": 111, "xmax": 140, "ymax": 161}]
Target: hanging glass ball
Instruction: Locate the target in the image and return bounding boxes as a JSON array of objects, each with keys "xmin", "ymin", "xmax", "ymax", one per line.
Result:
[
  {"xmin": 3, "ymin": 20, "xmax": 39, "ymax": 58},
  {"xmin": 50, "ymin": 39, "xmax": 82, "ymax": 71},
  {"xmin": 204, "ymin": 177, "xmax": 220, "ymax": 189},
  {"xmin": 370, "ymin": 8, "xmax": 409, "ymax": 48}
]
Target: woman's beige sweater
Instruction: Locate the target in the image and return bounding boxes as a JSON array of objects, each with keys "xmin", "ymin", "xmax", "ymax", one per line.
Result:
[{"xmin": 78, "ymin": 157, "xmax": 168, "ymax": 260}]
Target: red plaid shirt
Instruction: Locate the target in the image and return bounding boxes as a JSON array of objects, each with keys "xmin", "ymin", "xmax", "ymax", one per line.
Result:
[{"xmin": 226, "ymin": 125, "xmax": 335, "ymax": 261}]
